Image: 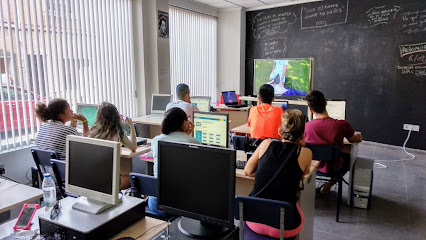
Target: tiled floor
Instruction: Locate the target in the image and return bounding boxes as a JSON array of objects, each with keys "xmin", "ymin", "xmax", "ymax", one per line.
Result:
[{"xmin": 313, "ymin": 142, "xmax": 426, "ymax": 240}]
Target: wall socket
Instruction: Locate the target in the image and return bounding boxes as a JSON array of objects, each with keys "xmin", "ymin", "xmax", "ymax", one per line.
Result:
[{"xmin": 403, "ymin": 124, "xmax": 420, "ymax": 132}]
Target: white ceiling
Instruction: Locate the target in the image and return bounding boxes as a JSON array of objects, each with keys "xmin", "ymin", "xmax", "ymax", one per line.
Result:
[{"xmin": 194, "ymin": 0, "xmax": 320, "ymax": 10}]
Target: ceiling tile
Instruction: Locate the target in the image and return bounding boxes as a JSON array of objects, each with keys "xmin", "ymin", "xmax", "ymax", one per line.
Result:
[
  {"xmin": 232, "ymin": 0, "xmax": 267, "ymax": 8},
  {"xmin": 208, "ymin": 2, "xmax": 241, "ymax": 8}
]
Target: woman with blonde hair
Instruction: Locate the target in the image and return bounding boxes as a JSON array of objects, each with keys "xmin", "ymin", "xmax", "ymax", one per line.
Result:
[{"xmin": 244, "ymin": 109, "xmax": 312, "ymax": 238}]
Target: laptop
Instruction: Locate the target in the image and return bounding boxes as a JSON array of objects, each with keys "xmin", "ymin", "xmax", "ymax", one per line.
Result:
[
  {"xmin": 222, "ymin": 91, "xmax": 247, "ymax": 108},
  {"xmin": 76, "ymin": 103, "xmax": 99, "ymax": 128},
  {"xmin": 191, "ymin": 96, "xmax": 211, "ymax": 112},
  {"xmin": 148, "ymin": 94, "xmax": 172, "ymax": 118}
]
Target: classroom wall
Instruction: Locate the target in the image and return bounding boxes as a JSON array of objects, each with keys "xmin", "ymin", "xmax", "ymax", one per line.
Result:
[{"xmin": 217, "ymin": 8, "xmax": 246, "ymax": 98}]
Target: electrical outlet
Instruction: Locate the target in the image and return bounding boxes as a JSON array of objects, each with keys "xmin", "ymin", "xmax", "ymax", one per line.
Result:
[{"xmin": 403, "ymin": 124, "xmax": 420, "ymax": 132}]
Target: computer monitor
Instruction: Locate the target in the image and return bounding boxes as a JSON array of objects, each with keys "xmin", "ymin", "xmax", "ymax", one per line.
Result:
[
  {"xmin": 193, "ymin": 112, "xmax": 229, "ymax": 148},
  {"xmin": 254, "ymin": 58, "xmax": 313, "ymax": 99},
  {"xmin": 191, "ymin": 96, "xmax": 211, "ymax": 112},
  {"xmin": 157, "ymin": 141, "xmax": 236, "ymax": 238},
  {"xmin": 222, "ymin": 91, "xmax": 238, "ymax": 105},
  {"xmin": 151, "ymin": 94, "xmax": 172, "ymax": 114},
  {"xmin": 65, "ymin": 135, "xmax": 121, "ymax": 214},
  {"xmin": 76, "ymin": 103, "xmax": 99, "ymax": 127}
]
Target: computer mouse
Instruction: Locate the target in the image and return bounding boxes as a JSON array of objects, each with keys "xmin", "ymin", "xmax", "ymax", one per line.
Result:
[{"xmin": 116, "ymin": 237, "xmax": 135, "ymax": 240}]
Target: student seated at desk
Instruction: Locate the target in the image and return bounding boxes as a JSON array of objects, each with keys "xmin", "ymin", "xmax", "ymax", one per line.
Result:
[
  {"xmin": 89, "ymin": 102, "xmax": 137, "ymax": 189},
  {"xmin": 35, "ymin": 98, "xmax": 89, "ymax": 160},
  {"xmin": 166, "ymin": 83, "xmax": 199, "ymax": 120},
  {"xmin": 304, "ymin": 90, "xmax": 362, "ymax": 195},
  {"xmin": 150, "ymin": 107, "xmax": 200, "ymax": 217},
  {"xmin": 244, "ymin": 109, "xmax": 312, "ymax": 238},
  {"xmin": 248, "ymin": 84, "xmax": 283, "ymax": 139}
]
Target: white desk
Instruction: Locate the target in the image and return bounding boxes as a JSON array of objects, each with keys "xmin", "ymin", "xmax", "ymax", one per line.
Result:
[
  {"xmin": 0, "ymin": 179, "xmax": 43, "ymax": 214},
  {"xmin": 0, "ymin": 197, "xmax": 166, "ymax": 240},
  {"xmin": 133, "ymin": 116, "xmax": 162, "ymax": 138}
]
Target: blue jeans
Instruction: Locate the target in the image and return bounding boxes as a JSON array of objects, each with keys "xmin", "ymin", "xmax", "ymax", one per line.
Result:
[{"xmin": 147, "ymin": 196, "xmax": 167, "ymax": 218}]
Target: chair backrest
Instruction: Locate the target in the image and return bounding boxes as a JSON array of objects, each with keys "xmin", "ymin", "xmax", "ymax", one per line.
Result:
[
  {"xmin": 50, "ymin": 159, "xmax": 66, "ymax": 197},
  {"xmin": 232, "ymin": 136, "xmax": 260, "ymax": 152},
  {"xmin": 129, "ymin": 173, "xmax": 157, "ymax": 198},
  {"xmin": 234, "ymin": 196, "xmax": 294, "ymax": 240},
  {"xmin": 31, "ymin": 148, "xmax": 60, "ymax": 180},
  {"xmin": 304, "ymin": 143, "xmax": 339, "ymax": 162}
]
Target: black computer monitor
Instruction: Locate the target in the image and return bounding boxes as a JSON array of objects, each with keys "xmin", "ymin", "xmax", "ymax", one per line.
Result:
[
  {"xmin": 157, "ymin": 141, "xmax": 236, "ymax": 238},
  {"xmin": 192, "ymin": 112, "xmax": 229, "ymax": 148}
]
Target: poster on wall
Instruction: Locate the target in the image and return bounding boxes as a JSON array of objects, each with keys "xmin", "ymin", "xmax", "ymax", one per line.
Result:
[{"xmin": 158, "ymin": 11, "xmax": 169, "ymax": 38}]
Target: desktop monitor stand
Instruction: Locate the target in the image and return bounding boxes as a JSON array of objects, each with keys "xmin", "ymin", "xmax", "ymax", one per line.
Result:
[
  {"xmin": 72, "ymin": 196, "xmax": 121, "ymax": 214},
  {"xmin": 178, "ymin": 217, "xmax": 234, "ymax": 239}
]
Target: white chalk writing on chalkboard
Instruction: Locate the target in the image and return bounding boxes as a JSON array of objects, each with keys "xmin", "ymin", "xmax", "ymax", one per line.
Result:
[
  {"xmin": 399, "ymin": 9, "xmax": 426, "ymax": 35},
  {"xmin": 261, "ymin": 38, "xmax": 287, "ymax": 59},
  {"xmin": 252, "ymin": 12, "xmax": 297, "ymax": 39},
  {"xmin": 366, "ymin": 5, "xmax": 400, "ymax": 26},
  {"xmin": 398, "ymin": 42, "xmax": 426, "ymax": 77},
  {"xmin": 300, "ymin": 0, "xmax": 349, "ymax": 29}
]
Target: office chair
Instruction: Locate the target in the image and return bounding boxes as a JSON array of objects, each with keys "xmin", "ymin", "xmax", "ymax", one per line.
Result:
[
  {"xmin": 30, "ymin": 148, "xmax": 60, "ymax": 188},
  {"xmin": 129, "ymin": 172, "xmax": 168, "ymax": 220},
  {"xmin": 304, "ymin": 143, "xmax": 342, "ymax": 222},
  {"xmin": 232, "ymin": 136, "xmax": 261, "ymax": 153},
  {"xmin": 50, "ymin": 159, "xmax": 78, "ymax": 198},
  {"xmin": 234, "ymin": 196, "xmax": 297, "ymax": 240}
]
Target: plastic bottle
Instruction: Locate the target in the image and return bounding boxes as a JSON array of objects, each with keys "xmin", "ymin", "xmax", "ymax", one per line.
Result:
[{"xmin": 42, "ymin": 173, "xmax": 57, "ymax": 207}]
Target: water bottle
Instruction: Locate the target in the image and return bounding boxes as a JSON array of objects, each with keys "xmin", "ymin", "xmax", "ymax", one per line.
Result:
[{"xmin": 42, "ymin": 173, "xmax": 57, "ymax": 207}]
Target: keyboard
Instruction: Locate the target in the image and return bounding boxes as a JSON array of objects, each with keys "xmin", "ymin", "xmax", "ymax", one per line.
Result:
[
  {"xmin": 147, "ymin": 113, "xmax": 164, "ymax": 118},
  {"xmin": 226, "ymin": 104, "xmax": 248, "ymax": 108},
  {"xmin": 236, "ymin": 160, "xmax": 247, "ymax": 169}
]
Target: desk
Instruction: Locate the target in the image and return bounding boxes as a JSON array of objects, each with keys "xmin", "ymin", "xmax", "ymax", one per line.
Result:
[
  {"xmin": 120, "ymin": 144, "xmax": 151, "ymax": 175},
  {"xmin": 0, "ymin": 197, "xmax": 166, "ymax": 240},
  {"xmin": 213, "ymin": 104, "xmax": 250, "ymax": 129},
  {"xmin": 0, "ymin": 179, "xmax": 43, "ymax": 214},
  {"xmin": 133, "ymin": 116, "xmax": 163, "ymax": 138}
]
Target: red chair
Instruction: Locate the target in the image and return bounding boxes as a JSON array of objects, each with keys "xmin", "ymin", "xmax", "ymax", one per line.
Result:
[{"xmin": 220, "ymin": 94, "xmax": 241, "ymax": 104}]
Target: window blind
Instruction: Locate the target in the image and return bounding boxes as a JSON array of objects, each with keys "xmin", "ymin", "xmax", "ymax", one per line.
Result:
[
  {"xmin": 169, "ymin": 6, "xmax": 217, "ymax": 102},
  {"xmin": 0, "ymin": 0, "xmax": 135, "ymax": 152}
]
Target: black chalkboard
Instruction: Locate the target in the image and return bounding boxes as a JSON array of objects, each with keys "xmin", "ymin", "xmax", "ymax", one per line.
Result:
[{"xmin": 246, "ymin": 0, "xmax": 426, "ymax": 150}]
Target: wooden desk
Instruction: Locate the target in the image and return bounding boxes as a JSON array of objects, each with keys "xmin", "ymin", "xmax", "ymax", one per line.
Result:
[
  {"xmin": 230, "ymin": 123, "xmax": 251, "ymax": 136},
  {"xmin": 213, "ymin": 104, "xmax": 250, "ymax": 129},
  {"xmin": 0, "ymin": 179, "xmax": 43, "ymax": 214},
  {"xmin": 133, "ymin": 116, "xmax": 162, "ymax": 138},
  {"xmin": 0, "ymin": 197, "xmax": 165, "ymax": 240}
]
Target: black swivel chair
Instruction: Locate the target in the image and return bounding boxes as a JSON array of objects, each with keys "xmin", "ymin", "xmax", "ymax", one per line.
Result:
[
  {"xmin": 50, "ymin": 159, "xmax": 78, "ymax": 198},
  {"xmin": 129, "ymin": 172, "xmax": 169, "ymax": 220},
  {"xmin": 30, "ymin": 148, "xmax": 60, "ymax": 188},
  {"xmin": 304, "ymin": 143, "xmax": 342, "ymax": 222},
  {"xmin": 234, "ymin": 196, "xmax": 297, "ymax": 240}
]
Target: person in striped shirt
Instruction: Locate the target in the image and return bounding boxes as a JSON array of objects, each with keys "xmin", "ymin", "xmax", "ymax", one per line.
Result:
[{"xmin": 35, "ymin": 98, "xmax": 89, "ymax": 160}]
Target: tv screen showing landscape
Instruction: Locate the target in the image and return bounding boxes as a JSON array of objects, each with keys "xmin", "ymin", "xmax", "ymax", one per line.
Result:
[{"xmin": 254, "ymin": 58, "xmax": 313, "ymax": 97}]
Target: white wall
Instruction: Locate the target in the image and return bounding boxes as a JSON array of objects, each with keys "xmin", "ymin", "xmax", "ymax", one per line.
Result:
[{"xmin": 217, "ymin": 8, "xmax": 246, "ymax": 98}]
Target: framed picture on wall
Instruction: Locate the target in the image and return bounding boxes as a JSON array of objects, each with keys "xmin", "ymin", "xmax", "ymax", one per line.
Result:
[{"xmin": 158, "ymin": 11, "xmax": 169, "ymax": 38}]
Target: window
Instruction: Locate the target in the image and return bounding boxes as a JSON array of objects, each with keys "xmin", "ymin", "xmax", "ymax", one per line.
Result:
[
  {"xmin": 0, "ymin": 0, "xmax": 135, "ymax": 152},
  {"xmin": 169, "ymin": 7, "xmax": 217, "ymax": 102}
]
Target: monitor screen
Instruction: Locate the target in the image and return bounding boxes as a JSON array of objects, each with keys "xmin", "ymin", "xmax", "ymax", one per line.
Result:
[
  {"xmin": 191, "ymin": 97, "xmax": 211, "ymax": 112},
  {"xmin": 254, "ymin": 58, "xmax": 313, "ymax": 97},
  {"xmin": 152, "ymin": 94, "xmax": 171, "ymax": 112},
  {"xmin": 77, "ymin": 104, "xmax": 99, "ymax": 127},
  {"xmin": 65, "ymin": 136, "xmax": 120, "ymax": 205},
  {"xmin": 157, "ymin": 141, "xmax": 236, "ymax": 229},
  {"xmin": 193, "ymin": 112, "xmax": 228, "ymax": 148},
  {"xmin": 222, "ymin": 91, "xmax": 238, "ymax": 105}
]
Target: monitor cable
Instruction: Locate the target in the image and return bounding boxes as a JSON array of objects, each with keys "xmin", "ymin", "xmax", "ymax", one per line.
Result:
[{"xmin": 373, "ymin": 129, "xmax": 416, "ymax": 168}]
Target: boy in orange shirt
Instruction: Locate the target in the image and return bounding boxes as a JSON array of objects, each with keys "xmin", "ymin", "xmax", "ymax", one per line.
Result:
[{"xmin": 248, "ymin": 84, "xmax": 284, "ymax": 139}]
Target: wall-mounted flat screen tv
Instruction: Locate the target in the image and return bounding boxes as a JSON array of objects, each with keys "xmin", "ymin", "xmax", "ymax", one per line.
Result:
[{"xmin": 253, "ymin": 58, "xmax": 313, "ymax": 98}]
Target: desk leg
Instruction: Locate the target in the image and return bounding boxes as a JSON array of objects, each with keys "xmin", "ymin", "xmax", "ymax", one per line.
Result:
[
  {"xmin": 299, "ymin": 171, "xmax": 315, "ymax": 240},
  {"xmin": 347, "ymin": 144, "xmax": 359, "ymax": 206}
]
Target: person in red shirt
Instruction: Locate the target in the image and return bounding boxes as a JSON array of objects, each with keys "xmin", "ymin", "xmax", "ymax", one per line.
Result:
[
  {"xmin": 248, "ymin": 84, "xmax": 283, "ymax": 139},
  {"xmin": 304, "ymin": 90, "xmax": 362, "ymax": 194}
]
